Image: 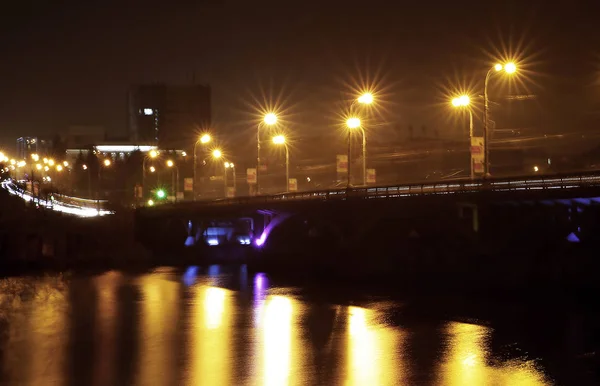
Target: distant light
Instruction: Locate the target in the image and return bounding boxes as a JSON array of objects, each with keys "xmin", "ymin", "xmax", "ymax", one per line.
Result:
[
  {"xmin": 103, "ymin": 159, "xmax": 111, "ymax": 167},
  {"xmin": 272, "ymin": 135, "xmax": 286, "ymax": 145},
  {"xmin": 36, "ymin": 164, "xmax": 42, "ymax": 170},
  {"xmin": 156, "ymin": 189, "xmax": 166, "ymax": 199},
  {"xmin": 212, "ymin": 149, "xmax": 222, "ymax": 159},
  {"xmin": 149, "ymin": 166, "xmax": 156, "ymax": 173},
  {"xmin": 547, "ymin": 158, "xmax": 551, "ymax": 165},
  {"xmin": 166, "ymin": 160, "xmax": 174, "ymax": 167},
  {"xmin": 48, "ymin": 159, "xmax": 55, "ymax": 166},
  {"xmin": 181, "ymin": 151, "xmax": 187, "ymax": 157},
  {"xmin": 44, "ymin": 166, "xmax": 49, "ymax": 172},
  {"xmin": 96, "ymin": 145, "xmax": 157, "ymax": 153},
  {"xmin": 63, "ymin": 161, "xmax": 69, "ymax": 167},
  {"xmin": 533, "ymin": 165, "xmax": 539, "ymax": 172},
  {"xmin": 357, "ymin": 92, "xmax": 374, "ymax": 105},
  {"xmin": 494, "ymin": 63, "xmax": 503, "ymax": 71},
  {"xmin": 307, "ymin": 177, "xmax": 311, "ymax": 182},
  {"xmin": 144, "ymin": 108, "xmax": 154, "ymax": 115},
  {"xmin": 56, "ymin": 165, "xmax": 63, "ymax": 172},
  {"xmin": 346, "ymin": 117, "xmax": 361, "ymax": 129},
  {"xmin": 207, "ymin": 238, "xmax": 219, "ymax": 246},
  {"xmin": 149, "ymin": 150, "xmax": 159, "ymax": 158},
  {"xmin": 224, "ymin": 162, "xmax": 230, "ymax": 168},
  {"xmin": 82, "ymin": 164, "xmax": 88, "ymax": 170},
  {"xmin": 9, "ymin": 159, "xmax": 16, "ymax": 165},
  {"xmin": 147, "ymin": 199, "xmax": 154, "ymax": 206}
]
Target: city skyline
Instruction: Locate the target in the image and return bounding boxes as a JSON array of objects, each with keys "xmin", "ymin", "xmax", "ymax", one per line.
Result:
[{"xmin": 1, "ymin": 1, "xmax": 599, "ymax": 152}]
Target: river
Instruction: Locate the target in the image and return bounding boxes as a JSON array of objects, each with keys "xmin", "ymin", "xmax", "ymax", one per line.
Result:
[{"xmin": 0, "ymin": 266, "xmax": 596, "ymax": 385}]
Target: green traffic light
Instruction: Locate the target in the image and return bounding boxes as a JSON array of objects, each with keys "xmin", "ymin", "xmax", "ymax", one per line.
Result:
[{"xmin": 156, "ymin": 189, "xmax": 166, "ymax": 199}]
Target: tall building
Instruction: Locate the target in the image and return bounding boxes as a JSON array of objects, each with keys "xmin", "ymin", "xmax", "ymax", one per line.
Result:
[
  {"xmin": 128, "ymin": 83, "xmax": 211, "ymax": 149},
  {"xmin": 16, "ymin": 137, "xmax": 53, "ymax": 159}
]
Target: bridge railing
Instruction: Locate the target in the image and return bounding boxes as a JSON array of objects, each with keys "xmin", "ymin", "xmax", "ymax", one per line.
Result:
[{"xmin": 170, "ymin": 171, "xmax": 600, "ymax": 208}]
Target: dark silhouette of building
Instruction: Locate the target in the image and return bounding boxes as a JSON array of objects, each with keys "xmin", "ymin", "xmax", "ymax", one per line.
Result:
[{"xmin": 127, "ymin": 83, "xmax": 211, "ymax": 149}]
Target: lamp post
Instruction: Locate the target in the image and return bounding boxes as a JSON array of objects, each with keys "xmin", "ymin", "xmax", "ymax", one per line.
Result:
[
  {"xmin": 193, "ymin": 134, "xmax": 211, "ymax": 200},
  {"xmin": 272, "ymin": 135, "xmax": 290, "ymax": 192},
  {"xmin": 451, "ymin": 95, "xmax": 474, "ymax": 179},
  {"xmin": 224, "ymin": 162, "xmax": 236, "ymax": 197},
  {"xmin": 211, "ymin": 149, "xmax": 223, "ymax": 197},
  {"xmin": 347, "ymin": 92, "xmax": 373, "ymax": 186},
  {"xmin": 97, "ymin": 158, "xmax": 111, "ymax": 212},
  {"xmin": 142, "ymin": 150, "xmax": 158, "ymax": 200},
  {"xmin": 257, "ymin": 113, "xmax": 277, "ymax": 195},
  {"xmin": 166, "ymin": 159, "xmax": 179, "ymax": 200},
  {"xmin": 345, "ymin": 117, "xmax": 365, "ymax": 187},
  {"xmin": 483, "ymin": 62, "xmax": 516, "ymax": 177}
]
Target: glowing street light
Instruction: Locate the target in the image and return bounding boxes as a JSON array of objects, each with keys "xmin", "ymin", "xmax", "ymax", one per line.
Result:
[
  {"xmin": 31, "ymin": 154, "xmax": 39, "ymax": 162},
  {"xmin": 82, "ymin": 164, "xmax": 88, "ymax": 170},
  {"xmin": 272, "ymin": 135, "xmax": 290, "ymax": 192},
  {"xmin": 56, "ymin": 165, "xmax": 63, "ymax": 172},
  {"xmin": 103, "ymin": 159, "xmax": 111, "ymax": 167},
  {"xmin": 36, "ymin": 164, "xmax": 42, "ymax": 170},
  {"xmin": 451, "ymin": 94, "xmax": 475, "ymax": 179},
  {"xmin": 264, "ymin": 113, "xmax": 277, "ymax": 125},
  {"xmin": 346, "ymin": 117, "xmax": 361, "ymax": 129},
  {"xmin": 149, "ymin": 166, "xmax": 156, "ymax": 173},
  {"xmin": 357, "ymin": 92, "xmax": 374, "ymax": 105},
  {"xmin": 212, "ymin": 149, "xmax": 222, "ymax": 159},
  {"xmin": 147, "ymin": 199, "xmax": 154, "ymax": 206},
  {"xmin": 48, "ymin": 159, "xmax": 55, "ymax": 166},
  {"xmin": 156, "ymin": 189, "xmax": 166, "ymax": 199},
  {"xmin": 200, "ymin": 134, "xmax": 211, "ymax": 144},
  {"xmin": 63, "ymin": 161, "xmax": 69, "ymax": 167},
  {"xmin": 483, "ymin": 61, "xmax": 518, "ymax": 176},
  {"xmin": 257, "ymin": 113, "xmax": 278, "ymax": 195}
]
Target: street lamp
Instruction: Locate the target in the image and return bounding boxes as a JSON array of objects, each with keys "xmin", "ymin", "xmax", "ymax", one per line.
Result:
[
  {"xmin": 166, "ymin": 160, "xmax": 180, "ymax": 200},
  {"xmin": 357, "ymin": 92, "xmax": 374, "ymax": 105},
  {"xmin": 345, "ymin": 117, "xmax": 367, "ymax": 187},
  {"xmin": 451, "ymin": 94, "xmax": 474, "ymax": 179},
  {"xmin": 142, "ymin": 150, "xmax": 158, "ymax": 200},
  {"xmin": 257, "ymin": 113, "xmax": 278, "ymax": 195},
  {"xmin": 272, "ymin": 135, "xmax": 290, "ymax": 192},
  {"xmin": 212, "ymin": 149, "xmax": 222, "ymax": 159},
  {"xmin": 483, "ymin": 61, "xmax": 517, "ymax": 176},
  {"xmin": 193, "ymin": 133, "xmax": 212, "ymax": 200}
]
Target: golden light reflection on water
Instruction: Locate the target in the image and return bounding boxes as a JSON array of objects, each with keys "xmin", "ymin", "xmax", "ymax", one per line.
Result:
[
  {"xmin": 93, "ymin": 272, "xmax": 122, "ymax": 386},
  {"xmin": 136, "ymin": 275, "xmax": 180, "ymax": 386},
  {"xmin": 440, "ymin": 322, "xmax": 550, "ymax": 386},
  {"xmin": 187, "ymin": 286, "xmax": 232, "ymax": 385},
  {"xmin": 346, "ymin": 306, "xmax": 405, "ymax": 386},
  {"xmin": 263, "ymin": 296, "xmax": 293, "ymax": 386}
]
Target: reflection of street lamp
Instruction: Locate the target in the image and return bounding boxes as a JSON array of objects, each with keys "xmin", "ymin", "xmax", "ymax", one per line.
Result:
[
  {"xmin": 451, "ymin": 94, "xmax": 474, "ymax": 179},
  {"xmin": 272, "ymin": 135, "xmax": 290, "ymax": 192},
  {"xmin": 166, "ymin": 160, "xmax": 179, "ymax": 200},
  {"xmin": 483, "ymin": 62, "xmax": 517, "ymax": 176},
  {"xmin": 193, "ymin": 134, "xmax": 212, "ymax": 200},
  {"xmin": 257, "ymin": 113, "xmax": 277, "ymax": 194},
  {"xmin": 345, "ymin": 117, "xmax": 367, "ymax": 186}
]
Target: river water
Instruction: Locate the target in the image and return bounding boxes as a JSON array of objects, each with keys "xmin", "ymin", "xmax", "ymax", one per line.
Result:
[{"xmin": 0, "ymin": 266, "xmax": 596, "ymax": 385}]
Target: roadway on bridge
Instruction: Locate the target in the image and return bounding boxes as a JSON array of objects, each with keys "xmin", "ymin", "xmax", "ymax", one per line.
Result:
[{"xmin": 1, "ymin": 179, "xmax": 114, "ymax": 218}]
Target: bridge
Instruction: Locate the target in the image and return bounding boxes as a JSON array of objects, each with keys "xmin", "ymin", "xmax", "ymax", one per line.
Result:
[{"xmin": 135, "ymin": 171, "xmax": 600, "ymax": 260}]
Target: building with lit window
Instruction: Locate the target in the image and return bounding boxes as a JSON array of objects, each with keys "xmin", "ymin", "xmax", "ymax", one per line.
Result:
[
  {"xmin": 16, "ymin": 137, "xmax": 53, "ymax": 159},
  {"xmin": 128, "ymin": 83, "xmax": 211, "ymax": 149}
]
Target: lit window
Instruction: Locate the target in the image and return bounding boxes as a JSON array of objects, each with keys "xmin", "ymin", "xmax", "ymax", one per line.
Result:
[{"xmin": 143, "ymin": 108, "xmax": 154, "ymax": 115}]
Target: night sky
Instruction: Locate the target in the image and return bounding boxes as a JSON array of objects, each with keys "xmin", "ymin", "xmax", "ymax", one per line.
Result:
[{"xmin": 1, "ymin": 0, "xmax": 599, "ymax": 153}]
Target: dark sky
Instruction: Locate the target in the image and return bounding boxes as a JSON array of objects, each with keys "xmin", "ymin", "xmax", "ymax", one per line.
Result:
[{"xmin": 1, "ymin": 0, "xmax": 599, "ymax": 152}]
